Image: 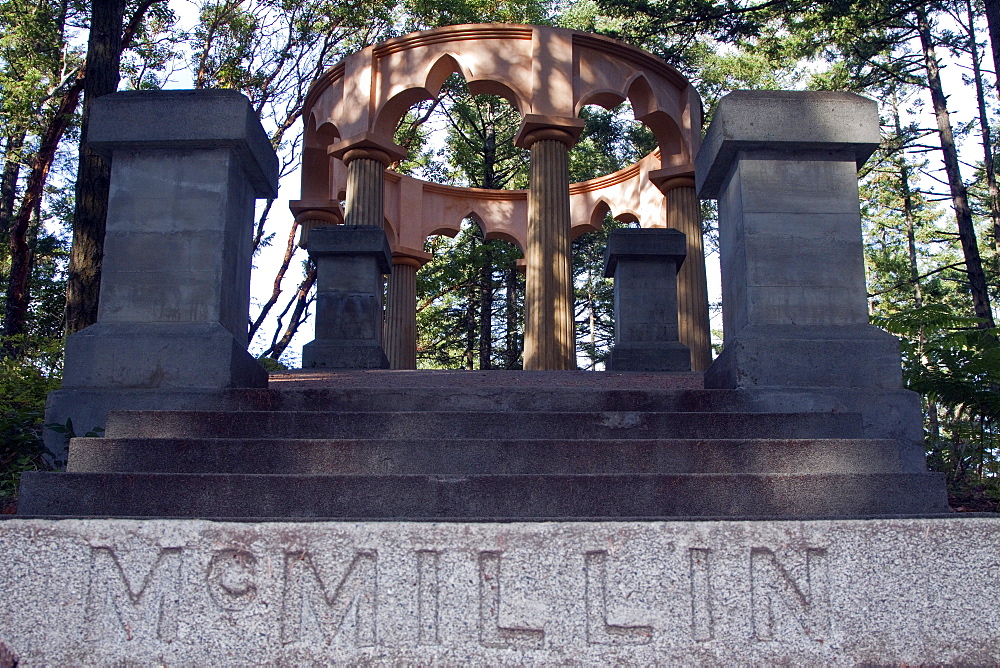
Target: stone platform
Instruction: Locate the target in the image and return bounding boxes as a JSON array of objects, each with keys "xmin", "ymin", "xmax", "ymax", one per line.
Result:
[
  {"xmin": 22, "ymin": 370, "xmax": 946, "ymax": 520},
  {"xmin": 0, "ymin": 517, "xmax": 997, "ymax": 665}
]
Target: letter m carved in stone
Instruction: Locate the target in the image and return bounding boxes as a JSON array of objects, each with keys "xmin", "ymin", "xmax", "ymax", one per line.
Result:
[
  {"xmin": 84, "ymin": 546, "xmax": 182, "ymax": 643},
  {"xmin": 750, "ymin": 547, "xmax": 830, "ymax": 642},
  {"xmin": 281, "ymin": 550, "xmax": 377, "ymax": 647}
]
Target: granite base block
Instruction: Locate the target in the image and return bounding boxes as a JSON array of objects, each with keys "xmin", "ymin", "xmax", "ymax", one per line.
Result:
[
  {"xmin": 302, "ymin": 340, "xmax": 390, "ymax": 369},
  {"xmin": 706, "ymin": 327, "xmax": 904, "ymax": 390},
  {"xmin": 0, "ymin": 518, "xmax": 997, "ymax": 665},
  {"xmin": 608, "ymin": 342, "xmax": 692, "ymax": 372},
  {"xmin": 62, "ymin": 322, "xmax": 267, "ymax": 390}
]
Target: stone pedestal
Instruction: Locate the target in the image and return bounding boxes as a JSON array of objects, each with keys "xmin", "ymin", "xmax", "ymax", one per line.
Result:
[
  {"xmin": 302, "ymin": 226, "xmax": 392, "ymax": 369},
  {"xmin": 697, "ymin": 91, "xmax": 901, "ymax": 390},
  {"xmin": 603, "ymin": 228, "xmax": 690, "ymax": 371},
  {"xmin": 60, "ymin": 90, "xmax": 277, "ymax": 390}
]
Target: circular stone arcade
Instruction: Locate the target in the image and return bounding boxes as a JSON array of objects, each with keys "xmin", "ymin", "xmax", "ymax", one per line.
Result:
[{"xmin": 290, "ymin": 24, "xmax": 710, "ymax": 372}]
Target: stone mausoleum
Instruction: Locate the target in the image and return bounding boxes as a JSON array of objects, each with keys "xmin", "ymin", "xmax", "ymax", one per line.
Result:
[{"xmin": 1, "ymin": 24, "xmax": 997, "ymax": 665}]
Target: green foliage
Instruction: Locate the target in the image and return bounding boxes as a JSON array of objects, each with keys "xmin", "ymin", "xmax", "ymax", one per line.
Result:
[
  {"xmin": 0, "ymin": 343, "xmax": 62, "ymax": 507},
  {"xmin": 402, "ymin": 0, "xmax": 553, "ymax": 30},
  {"xmin": 416, "ymin": 225, "xmax": 524, "ymax": 369},
  {"xmin": 875, "ymin": 305, "xmax": 1000, "ymax": 509},
  {"xmin": 257, "ymin": 355, "xmax": 289, "ymax": 372}
]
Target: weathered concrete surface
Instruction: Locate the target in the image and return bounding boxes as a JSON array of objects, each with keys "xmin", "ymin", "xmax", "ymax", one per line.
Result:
[
  {"xmin": 0, "ymin": 517, "xmax": 997, "ymax": 665},
  {"xmin": 88, "ymin": 89, "xmax": 279, "ymax": 196},
  {"xmin": 695, "ymin": 90, "xmax": 879, "ymax": 198}
]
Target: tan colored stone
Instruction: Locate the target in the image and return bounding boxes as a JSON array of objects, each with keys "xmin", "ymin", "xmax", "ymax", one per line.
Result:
[
  {"xmin": 524, "ymin": 137, "xmax": 575, "ymax": 370},
  {"xmin": 384, "ymin": 251, "xmax": 431, "ymax": 369}
]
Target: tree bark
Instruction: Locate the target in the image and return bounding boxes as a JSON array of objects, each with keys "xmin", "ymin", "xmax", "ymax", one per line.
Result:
[
  {"xmin": 985, "ymin": 0, "xmax": 1000, "ymax": 101},
  {"xmin": 64, "ymin": 0, "xmax": 126, "ymax": 335},
  {"xmin": 0, "ymin": 130, "xmax": 26, "ymax": 242},
  {"xmin": 504, "ymin": 264, "xmax": 520, "ymax": 369},
  {"xmin": 966, "ymin": 0, "xmax": 1000, "ymax": 255},
  {"xmin": 478, "ymin": 240, "xmax": 493, "ymax": 369},
  {"xmin": 891, "ymin": 96, "xmax": 924, "ymax": 309},
  {"xmin": 916, "ymin": 7, "xmax": 995, "ymax": 328},
  {"xmin": 265, "ymin": 265, "xmax": 317, "ymax": 360},
  {"xmin": 464, "ymin": 239, "xmax": 477, "ymax": 370}
]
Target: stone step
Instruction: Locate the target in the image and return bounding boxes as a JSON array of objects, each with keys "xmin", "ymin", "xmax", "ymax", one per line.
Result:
[
  {"xmin": 104, "ymin": 410, "xmax": 864, "ymax": 440},
  {"xmin": 17, "ymin": 471, "xmax": 950, "ymax": 520},
  {"xmin": 267, "ymin": 369, "xmax": 706, "ymax": 390},
  {"xmin": 229, "ymin": 387, "xmax": 746, "ymax": 413},
  {"xmin": 67, "ymin": 437, "xmax": 908, "ymax": 475}
]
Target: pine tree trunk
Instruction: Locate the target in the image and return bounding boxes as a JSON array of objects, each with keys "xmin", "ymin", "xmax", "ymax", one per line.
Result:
[
  {"xmin": 478, "ymin": 241, "xmax": 493, "ymax": 369},
  {"xmin": 0, "ymin": 130, "xmax": 26, "ymax": 241},
  {"xmin": 64, "ymin": 0, "xmax": 126, "ymax": 335},
  {"xmin": 985, "ymin": 0, "xmax": 1000, "ymax": 100},
  {"xmin": 891, "ymin": 97, "xmax": 924, "ymax": 309},
  {"xmin": 504, "ymin": 264, "xmax": 520, "ymax": 369},
  {"xmin": 967, "ymin": 0, "xmax": 1000, "ymax": 255},
  {"xmin": 916, "ymin": 7, "xmax": 996, "ymax": 328}
]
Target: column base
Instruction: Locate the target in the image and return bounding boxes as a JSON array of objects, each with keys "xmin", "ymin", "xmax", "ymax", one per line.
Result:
[
  {"xmin": 608, "ymin": 342, "xmax": 691, "ymax": 372},
  {"xmin": 302, "ymin": 341, "xmax": 389, "ymax": 369},
  {"xmin": 706, "ymin": 325, "xmax": 903, "ymax": 390},
  {"xmin": 61, "ymin": 322, "xmax": 267, "ymax": 390}
]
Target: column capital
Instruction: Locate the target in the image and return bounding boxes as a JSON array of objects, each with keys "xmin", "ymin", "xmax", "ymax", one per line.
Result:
[
  {"xmin": 514, "ymin": 114, "xmax": 585, "ymax": 149},
  {"xmin": 392, "ymin": 247, "xmax": 433, "ymax": 269},
  {"xmin": 695, "ymin": 91, "xmax": 879, "ymax": 199},
  {"xmin": 290, "ymin": 200, "xmax": 344, "ymax": 248},
  {"xmin": 289, "ymin": 199, "xmax": 343, "ymax": 220},
  {"xmin": 648, "ymin": 166, "xmax": 696, "ymax": 193},
  {"xmin": 329, "ymin": 132, "xmax": 406, "ymax": 166}
]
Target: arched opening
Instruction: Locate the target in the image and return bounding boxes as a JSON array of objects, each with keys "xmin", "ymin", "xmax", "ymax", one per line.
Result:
[
  {"xmin": 301, "ymin": 115, "xmax": 340, "ymax": 200},
  {"xmin": 380, "ymin": 72, "xmax": 529, "ymax": 369},
  {"xmin": 393, "ymin": 73, "xmax": 528, "ymax": 189},
  {"xmin": 417, "ymin": 217, "xmax": 523, "ymax": 370},
  {"xmin": 570, "ymin": 102, "xmax": 657, "ymax": 181},
  {"xmin": 572, "ymin": 209, "xmax": 640, "ymax": 370}
]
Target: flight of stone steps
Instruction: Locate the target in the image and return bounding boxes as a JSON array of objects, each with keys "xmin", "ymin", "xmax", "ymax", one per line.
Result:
[{"xmin": 18, "ymin": 370, "xmax": 948, "ymax": 519}]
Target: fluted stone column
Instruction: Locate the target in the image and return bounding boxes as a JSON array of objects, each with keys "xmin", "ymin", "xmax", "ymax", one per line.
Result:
[
  {"xmin": 384, "ymin": 252, "xmax": 430, "ymax": 369},
  {"xmin": 302, "ymin": 140, "xmax": 399, "ymax": 369},
  {"xmin": 343, "ymin": 149, "xmax": 389, "ymax": 229},
  {"xmin": 661, "ymin": 175, "xmax": 711, "ymax": 371},
  {"xmin": 521, "ymin": 129, "xmax": 577, "ymax": 370}
]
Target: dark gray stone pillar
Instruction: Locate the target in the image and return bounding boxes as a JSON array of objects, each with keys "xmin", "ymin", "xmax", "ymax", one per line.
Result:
[
  {"xmin": 44, "ymin": 90, "xmax": 278, "ymax": 463},
  {"xmin": 603, "ymin": 228, "xmax": 691, "ymax": 372},
  {"xmin": 302, "ymin": 226, "xmax": 392, "ymax": 369},
  {"xmin": 695, "ymin": 90, "xmax": 932, "ymax": 467},
  {"xmin": 61, "ymin": 90, "xmax": 278, "ymax": 390},
  {"xmin": 697, "ymin": 91, "xmax": 901, "ymax": 390}
]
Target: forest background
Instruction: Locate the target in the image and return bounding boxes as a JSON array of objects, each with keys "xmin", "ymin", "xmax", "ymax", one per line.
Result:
[{"xmin": 1, "ymin": 0, "xmax": 998, "ymax": 511}]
